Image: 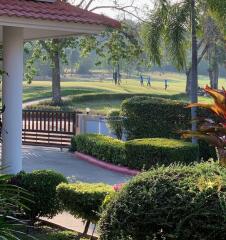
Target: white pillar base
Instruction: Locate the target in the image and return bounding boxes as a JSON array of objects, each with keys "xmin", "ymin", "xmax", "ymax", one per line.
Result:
[{"xmin": 2, "ymin": 26, "xmax": 24, "ymax": 174}]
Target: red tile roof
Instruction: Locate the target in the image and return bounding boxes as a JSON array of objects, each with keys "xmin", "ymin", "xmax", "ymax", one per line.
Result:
[{"xmin": 0, "ymin": 0, "xmax": 120, "ymax": 28}]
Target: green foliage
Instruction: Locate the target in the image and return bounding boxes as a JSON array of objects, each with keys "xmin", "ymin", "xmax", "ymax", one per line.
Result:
[
  {"xmin": 57, "ymin": 182, "xmax": 113, "ymax": 223},
  {"xmin": 107, "ymin": 110, "xmax": 123, "ymax": 140},
  {"xmin": 121, "ymin": 96, "xmax": 188, "ymax": 139},
  {"xmin": 80, "ymin": 22, "xmax": 143, "ymax": 68},
  {"xmin": 46, "ymin": 231, "xmax": 89, "ymax": 240},
  {"xmin": 99, "ymin": 162, "xmax": 226, "ymax": 240},
  {"xmin": 207, "ymin": 0, "xmax": 226, "ymax": 32},
  {"xmin": 141, "ymin": 0, "xmax": 190, "ymax": 70},
  {"xmin": 10, "ymin": 170, "xmax": 68, "ymax": 220},
  {"xmin": 72, "ymin": 134, "xmax": 199, "ymax": 170},
  {"xmin": 125, "ymin": 138, "xmax": 199, "ymax": 170},
  {"xmin": 0, "ymin": 173, "xmax": 33, "ymax": 240},
  {"xmin": 121, "ymin": 96, "xmax": 216, "ymax": 160},
  {"xmin": 72, "ymin": 134, "xmax": 126, "ymax": 166}
]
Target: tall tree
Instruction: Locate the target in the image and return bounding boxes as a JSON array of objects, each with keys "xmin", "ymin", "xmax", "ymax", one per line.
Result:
[
  {"xmin": 190, "ymin": 0, "xmax": 198, "ymax": 137},
  {"xmin": 79, "ymin": 22, "xmax": 142, "ymax": 84},
  {"xmin": 25, "ymin": 0, "xmax": 144, "ymax": 105},
  {"xmin": 141, "ymin": 0, "xmax": 200, "ymax": 134},
  {"xmin": 141, "ymin": 0, "xmax": 224, "ymax": 94}
]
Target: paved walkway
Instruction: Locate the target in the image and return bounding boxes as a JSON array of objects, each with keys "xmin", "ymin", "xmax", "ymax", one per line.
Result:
[
  {"xmin": 22, "ymin": 145, "xmax": 131, "ymax": 236},
  {"xmin": 23, "ymin": 145, "xmax": 131, "ymax": 185}
]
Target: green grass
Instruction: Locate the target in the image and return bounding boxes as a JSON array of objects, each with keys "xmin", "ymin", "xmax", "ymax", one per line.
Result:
[{"xmin": 22, "ymin": 72, "xmax": 223, "ymax": 114}]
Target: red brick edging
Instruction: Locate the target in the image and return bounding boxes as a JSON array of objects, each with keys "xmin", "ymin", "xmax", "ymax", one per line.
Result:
[{"xmin": 74, "ymin": 152, "xmax": 140, "ymax": 176}]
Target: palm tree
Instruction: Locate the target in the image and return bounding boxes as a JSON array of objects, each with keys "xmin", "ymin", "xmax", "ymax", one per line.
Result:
[
  {"xmin": 142, "ymin": 0, "xmax": 199, "ymax": 136},
  {"xmin": 190, "ymin": 0, "xmax": 198, "ymax": 137},
  {"xmin": 142, "ymin": 0, "xmax": 225, "ymax": 137}
]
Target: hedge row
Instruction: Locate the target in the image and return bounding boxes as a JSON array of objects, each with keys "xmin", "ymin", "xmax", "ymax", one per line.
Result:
[
  {"xmin": 126, "ymin": 138, "xmax": 199, "ymax": 169},
  {"xmin": 72, "ymin": 134, "xmax": 199, "ymax": 170},
  {"xmin": 72, "ymin": 134, "xmax": 126, "ymax": 166},
  {"xmin": 121, "ymin": 96, "xmax": 216, "ymax": 160},
  {"xmin": 7, "ymin": 170, "xmax": 113, "ymax": 228},
  {"xmin": 25, "ymin": 92, "xmax": 186, "ymax": 111},
  {"xmin": 57, "ymin": 182, "xmax": 113, "ymax": 223}
]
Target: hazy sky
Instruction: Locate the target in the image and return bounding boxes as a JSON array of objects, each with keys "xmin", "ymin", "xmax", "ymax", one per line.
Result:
[
  {"xmin": 94, "ymin": 0, "xmax": 151, "ymax": 16},
  {"xmin": 72, "ymin": 0, "xmax": 152, "ymax": 20}
]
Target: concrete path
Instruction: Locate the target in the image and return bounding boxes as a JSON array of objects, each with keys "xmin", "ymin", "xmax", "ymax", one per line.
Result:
[
  {"xmin": 22, "ymin": 145, "xmax": 131, "ymax": 236},
  {"xmin": 22, "ymin": 145, "xmax": 131, "ymax": 185}
]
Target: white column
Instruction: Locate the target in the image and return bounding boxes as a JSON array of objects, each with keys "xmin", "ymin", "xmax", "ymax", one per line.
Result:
[{"xmin": 2, "ymin": 27, "xmax": 24, "ymax": 174}]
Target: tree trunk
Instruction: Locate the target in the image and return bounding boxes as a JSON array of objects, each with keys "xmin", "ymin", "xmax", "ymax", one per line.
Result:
[
  {"xmin": 216, "ymin": 148, "xmax": 226, "ymax": 167},
  {"xmin": 209, "ymin": 44, "xmax": 219, "ymax": 89},
  {"xmin": 52, "ymin": 39, "xmax": 62, "ymax": 105},
  {"xmin": 191, "ymin": 0, "xmax": 198, "ymax": 143},
  {"xmin": 117, "ymin": 63, "xmax": 120, "ymax": 85},
  {"xmin": 213, "ymin": 63, "xmax": 219, "ymax": 89},
  {"xmin": 83, "ymin": 220, "xmax": 91, "ymax": 235},
  {"xmin": 186, "ymin": 69, "xmax": 192, "ymax": 95}
]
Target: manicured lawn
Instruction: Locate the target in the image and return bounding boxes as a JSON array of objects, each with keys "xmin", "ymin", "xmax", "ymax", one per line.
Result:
[{"xmin": 22, "ymin": 72, "xmax": 224, "ymax": 113}]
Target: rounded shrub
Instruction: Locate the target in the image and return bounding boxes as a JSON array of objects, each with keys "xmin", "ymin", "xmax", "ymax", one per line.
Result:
[
  {"xmin": 125, "ymin": 138, "xmax": 199, "ymax": 169},
  {"xmin": 72, "ymin": 134, "xmax": 126, "ymax": 166},
  {"xmin": 121, "ymin": 96, "xmax": 216, "ymax": 160},
  {"xmin": 121, "ymin": 96, "xmax": 189, "ymax": 139},
  {"xmin": 99, "ymin": 162, "xmax": 226, "ymax": 240},
  {"xmin": 57, "ymin": 182, "xmax": 113, "ymax": 223},
  {"xmin": 10, "ymin": 170, "xmax": 68, "ymax": 220}
]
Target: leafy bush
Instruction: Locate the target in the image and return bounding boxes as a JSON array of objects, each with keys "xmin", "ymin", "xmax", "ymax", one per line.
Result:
[
  {"xmin": 72, "ymin": 134, "xmax": 199, "ymax": 170},
  {"xmin": 57, "ymin": 182, "xmax": 113, "ymax": 223},
  {"xmin": 46, "ymin": 230, "xmax": 89, "ymax": 240},
  {"xmin": 72, "ymin": 134, "xmax": 126, "ymax": 166},
  {"xmin": 99, "ymin": 162, "xmax": 226, "ymax": 240},
  {"xmin": 125, "ymin": 138, "xmax": 199, "ymax": 170},
  {"xmin": 107, "ymin": 110, "xmax": 123, "ymax": 140},
  {"xmin": 121, "ymin": 96, "xmax": 216, "ymax": 160},
  {"xmin": 10, "ymin": 170, "xmax": 68, "ymax": 220}
]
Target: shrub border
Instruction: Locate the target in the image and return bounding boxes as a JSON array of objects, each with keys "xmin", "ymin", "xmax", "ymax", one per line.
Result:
[{"xmin": 74, "ymin": 151, "xmax": 140, "ymax": 176}]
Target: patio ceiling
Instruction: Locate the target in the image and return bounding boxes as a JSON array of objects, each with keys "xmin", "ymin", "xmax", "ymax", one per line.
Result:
[
  {"xmin": 0, "ymin": 0, "xmax": 120, "ymax": 174},
  {"xmin": 0, "ymin": 0, "xmax": 120, "ymax": 40}
]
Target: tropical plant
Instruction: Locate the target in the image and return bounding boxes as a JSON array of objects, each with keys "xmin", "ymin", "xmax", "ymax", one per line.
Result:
[
  {"xmin": 0, "ymin": 173, "xmax": 32, "ymax": 239},
  {"xmin": 182, "ymin": 85, "xmax": 226, "ymax": 166}
]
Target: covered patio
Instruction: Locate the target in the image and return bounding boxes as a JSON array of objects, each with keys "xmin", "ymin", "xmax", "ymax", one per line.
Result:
[{"xmin": 0, "ymin": 0, "xmax": 119, "ymax": 173}]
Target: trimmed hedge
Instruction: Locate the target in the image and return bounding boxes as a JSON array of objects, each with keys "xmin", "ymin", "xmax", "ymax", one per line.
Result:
[
  {"xmin": 46, "ymin": 231, "xmax": 89, "ymax": 240},
  {"xmin": 125, "ymin": 138, "xmax": 199, "ymax": 170},
  {"xmin": 72, "ymin": 134, "xmax": 199, "ymax": 170},
  {"xmin": 121, "ymin": 96, "xmax": 216, "ymax": 160},
  {"xmin": 10, "ymin": 170, "xmax": 68, "ymax": 220},
  {"xmin": 25, "ymin": 93, "xmax": 187, "ymax": 111},
  {"xmin": 72, "ymin": 134, "xmax": 126, "ymax": 166},
  {"xmin": 99, "ymin": 162, "xmax": 226, "ymax": 240},
  {"xmin": 57, "ymin": 182, "xmax": 113, "ymax": 223}
]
